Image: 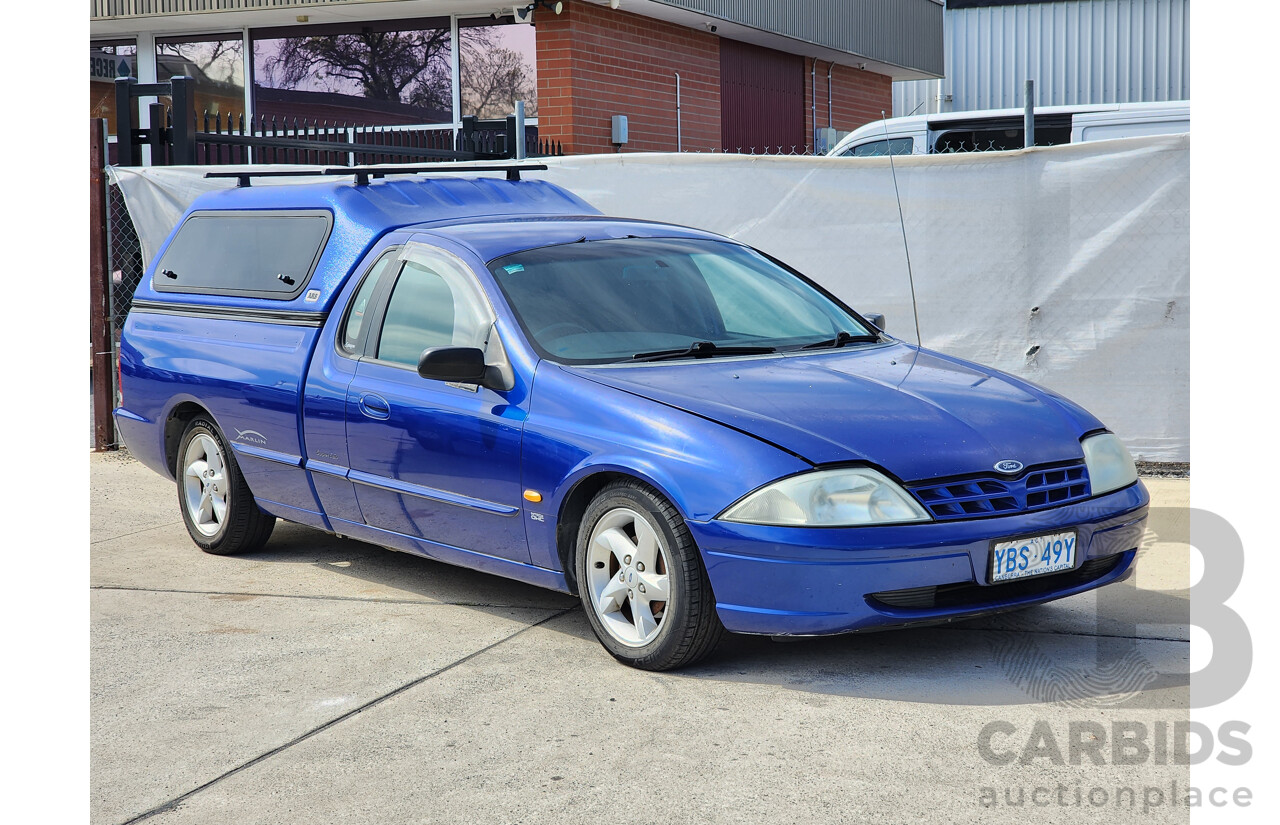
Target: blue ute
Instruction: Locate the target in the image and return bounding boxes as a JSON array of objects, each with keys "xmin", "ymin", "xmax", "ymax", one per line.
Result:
[{"xmin": 116, "ymin": 168, "xmax": 1148, "ymax": 670}]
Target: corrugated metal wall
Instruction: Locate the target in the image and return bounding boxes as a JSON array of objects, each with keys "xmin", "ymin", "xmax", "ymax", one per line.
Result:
[
  {"xmin": 894, "ymin": 0, "xmax": 1190, "ymax": 116},
  {"xmin": 93, "ymin": 0, "xmax": 363, "ymax": 18},
  {"xmin": 894, "ymin": 78, "xmax": 945, "ymax": 117},
  {"xmin": 654, "ymin": 0, "xmax": 945, "ymax": 77}
]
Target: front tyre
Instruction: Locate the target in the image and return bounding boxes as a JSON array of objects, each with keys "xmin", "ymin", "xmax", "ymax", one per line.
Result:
[
  {"xmin": 576, "ymin": 480, "xmax": 724, "ymax": 670},
  {"xmin": 177, "ymin": 417, "xmax": 275, "ymax": 555}
]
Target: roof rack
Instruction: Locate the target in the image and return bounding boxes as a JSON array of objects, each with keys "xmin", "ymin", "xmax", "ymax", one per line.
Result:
[{"xmin": 204, "ymin": 163, "xmax": 550, "ymax": 188}]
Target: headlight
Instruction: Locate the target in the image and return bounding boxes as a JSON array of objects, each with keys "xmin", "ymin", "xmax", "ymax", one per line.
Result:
[
  {"xmin": 1081, "ymin": 432, "xmax": 1138, "ymax": 495},
  {"xmin": 721, "ymin": 468, "xmax": 931, "ymax": 526}
]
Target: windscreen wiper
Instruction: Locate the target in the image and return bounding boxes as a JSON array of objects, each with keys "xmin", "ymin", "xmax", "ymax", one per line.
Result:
[
  {"xmin": 800, "ymin": 331, "xmax": 882, "ymax": 350},
  {"xmin": 631, "ymin": 341, "xmax": 777, "ymax": 363}
]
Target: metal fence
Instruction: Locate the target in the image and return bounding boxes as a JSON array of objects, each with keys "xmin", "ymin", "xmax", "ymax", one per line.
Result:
[
  {"xmin": 113, "ymin": 77, "xmax": 562, "ymax": 168},
  {"xmin": 178, "ymin": 113, "xmax": 560, "ymax": 167},
  {"xmin": 107, "ymin": 182, "xmax": 146, "ymax": 336}
]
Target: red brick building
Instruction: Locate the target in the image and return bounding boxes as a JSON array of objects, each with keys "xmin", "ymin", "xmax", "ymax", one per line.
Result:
[
  {"xmin": 534, "ymin": 2, "xmax": 904, "ymax": 154},
  {"xmin": 91, "ymin": 0, "xmax": 943, "ymax": 156}
]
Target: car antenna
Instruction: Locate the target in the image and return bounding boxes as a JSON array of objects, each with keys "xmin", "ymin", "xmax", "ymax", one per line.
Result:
[{"xmin": 881, "ymin": 107, "xmax": 923, "ymax": 348}]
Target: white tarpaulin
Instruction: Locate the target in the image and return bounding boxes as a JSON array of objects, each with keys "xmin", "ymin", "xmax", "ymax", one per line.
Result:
[{"xmin": 109, "ymin": 134, "xmax": 1189, "ymax": 461}]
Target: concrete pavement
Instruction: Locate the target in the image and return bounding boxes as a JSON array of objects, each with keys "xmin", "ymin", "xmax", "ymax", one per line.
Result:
[{"xmin": 91, "ymin": 451, "xmax": 1190, "ymax": 824}]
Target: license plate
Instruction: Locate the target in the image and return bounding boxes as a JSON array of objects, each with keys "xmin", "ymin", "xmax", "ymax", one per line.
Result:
[{"xmin": 989, "ymin": 530, "xmax": 1077, "ymax": 583}]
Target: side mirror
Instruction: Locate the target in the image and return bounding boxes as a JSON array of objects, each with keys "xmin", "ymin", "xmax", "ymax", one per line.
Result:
[
  {"xmin": 864, "ymin": 313, "xmax": 886, "ymax": 332},
  {"xmin": 417, "ymin": 347, "xmax": 489, "ymax": 385}
]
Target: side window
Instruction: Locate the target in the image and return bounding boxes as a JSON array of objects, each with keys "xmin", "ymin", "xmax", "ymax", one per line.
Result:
[
  {"xmin": 373, "ymin": 243, "xmax": 496, "ymax": 369},
  {"xmin": 154, "ymin": 211, "xmax": 331, "ymax": 298},
  {"xmin": 848, "ymin": 137, "xmax": 913, "ymax": 157},
  {"xmin": 340, "ymin": 253, "xmax": 396, "ymax": 354},
  {"xmin": 377, "ymin": 262, "xmax": 456, "ymax": 367}
]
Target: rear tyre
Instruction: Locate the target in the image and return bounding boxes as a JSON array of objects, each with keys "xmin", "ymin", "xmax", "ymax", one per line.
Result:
[
  {"xmin": 576, "ymin": 480, "xmax": 724, "ymax": 671},
  {"xmin": 177, "ymin": 417, "xmax": 275, "ymax": 555}
]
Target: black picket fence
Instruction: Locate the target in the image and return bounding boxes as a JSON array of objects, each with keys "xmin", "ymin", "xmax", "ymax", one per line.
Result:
[
  {"xmin": 183, "ymin": 112, "xmax": 560, "ymax": 167},
  {"xmin": 114, "ymin": 76, "xmax": 560, "ymax": 167}
]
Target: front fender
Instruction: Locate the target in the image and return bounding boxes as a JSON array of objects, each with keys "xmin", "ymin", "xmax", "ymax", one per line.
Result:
[{"xmin": 519, "ymin": 363, "xmax": 809, "ymax": 571}]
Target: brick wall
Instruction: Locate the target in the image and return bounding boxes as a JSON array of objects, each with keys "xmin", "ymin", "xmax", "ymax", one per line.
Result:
[
  {"xmin": 536, "ymin": 0, "xmax": 720, "ymax": 154},
  {"xmin": 804, "ymin": 58, "xmax": 894, "ymax": 150},
  {"xmin": 535, "ymin": 1, "xmax": 893, "ymax": 155}
]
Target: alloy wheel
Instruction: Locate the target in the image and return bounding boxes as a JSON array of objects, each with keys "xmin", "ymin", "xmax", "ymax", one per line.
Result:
[
  {"xmin": 182, "ymin": 433, "xmax": 228, "ymax": 537},
  {"xmin": 585, "ymin": 507, "xmax": 672, "ymax": 647}
]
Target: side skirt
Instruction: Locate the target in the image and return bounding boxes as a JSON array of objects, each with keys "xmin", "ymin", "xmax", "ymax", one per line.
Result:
[{"xmin": 325, "ymin": 515, "xmax": 573, "ymax": 594}]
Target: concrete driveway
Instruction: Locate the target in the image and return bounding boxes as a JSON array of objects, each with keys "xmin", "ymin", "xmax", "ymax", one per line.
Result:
[{"xmin": 91, "ymin": 452, "xmax": 1190, "ymax": 825}]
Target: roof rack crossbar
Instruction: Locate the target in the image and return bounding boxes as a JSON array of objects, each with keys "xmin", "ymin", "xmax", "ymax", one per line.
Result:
[
  {"xmin": 204, "ymin": 170, "xmax": 328, "ymax": 188},
  {"xmin": 205, "ymin": 163, "xmax": 549, "ymax": 187}
]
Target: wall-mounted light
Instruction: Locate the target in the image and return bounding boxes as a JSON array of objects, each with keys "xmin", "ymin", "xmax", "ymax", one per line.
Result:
[{"xmin": 525, "ymin": 0, "xmax": 564, "ymax": 16}]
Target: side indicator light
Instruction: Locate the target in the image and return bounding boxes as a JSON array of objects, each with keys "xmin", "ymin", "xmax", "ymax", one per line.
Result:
[{"xmin": 523, "ymin": 490, "xmax": 543, "ymax": 503}]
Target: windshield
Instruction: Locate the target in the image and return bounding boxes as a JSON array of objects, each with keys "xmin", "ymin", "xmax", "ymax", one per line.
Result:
[{"xmin": 489, "ymin": 237, "xmax": 876, "ymax": 364}]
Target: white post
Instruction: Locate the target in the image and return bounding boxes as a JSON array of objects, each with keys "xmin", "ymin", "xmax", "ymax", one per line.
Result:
[
  {"xmin": 674, "ymin": 72, "xmax": 682, "ymax": 152},
  {"xmin": 242, "ymin": 28, "xmax": 253, "ymax": 162},
  {"xmin": 136, "ymin": 32, "xmax": 157, "ymax": 165},
  {"xmin": 515, "ymin": 100, "xmax": 527, "ymax": 159},
  {"xmin": 450, "ymin": 16, "xmax": 462, "ymax": 141}
]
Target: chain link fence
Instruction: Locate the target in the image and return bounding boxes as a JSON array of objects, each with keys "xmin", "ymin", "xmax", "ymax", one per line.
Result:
[
  {"xmin": 96, "ymin": 177, "xmax": 146, "ymax": 449},
  {"xmin": 719, "ymin": 145, "xmax": 817, "ymax": 155},
  {"xmin": 107, "ymin": 181, "xmax": 146, "ymax": 335}
]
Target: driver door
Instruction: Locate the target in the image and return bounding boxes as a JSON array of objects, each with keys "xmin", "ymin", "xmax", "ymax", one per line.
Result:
[{"xmin": 344, "ymin": 243, "xmax": 531, "ymax": 564}]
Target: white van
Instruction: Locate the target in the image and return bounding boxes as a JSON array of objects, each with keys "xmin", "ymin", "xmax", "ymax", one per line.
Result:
[{"xmin": 827, "ymin": 100, "xmax": 1189, "ymax": 157}]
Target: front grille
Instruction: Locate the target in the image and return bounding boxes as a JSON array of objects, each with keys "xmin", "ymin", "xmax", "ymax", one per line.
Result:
[
  {"xmin": 869, "ymin": 553, "xmax": 1125, "ymax": 612},
  {"xmin": 1024, "ymin": 465, "xmax": 1089, "ymax": 508},
  {"xmin": 909, "ymin": 462, "xmax": 1091, "ymax": 520}
]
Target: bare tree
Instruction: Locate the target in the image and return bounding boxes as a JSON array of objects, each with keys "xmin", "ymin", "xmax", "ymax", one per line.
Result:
[
  {"xmin": 257, "ymin": 25, "xmax": 536, "ymax": 119},
  {"xmin": 460, "ymin": 28, "xmax": 538, "ymax": 118},
  {"xmin": 157, "ymin": 40, "xmax": 244, "ymax": 85},
  {"xmin": 263, "ymin": 29, "xmax": 452, "ymax": 112}
]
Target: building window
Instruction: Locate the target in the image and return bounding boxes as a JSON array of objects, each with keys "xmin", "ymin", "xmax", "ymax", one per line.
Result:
[
  {"xmin": 95, "ymin": 15, "xmax": 540, "ymax": 140},
  {"xmin": 251, "ymin": 19, "xmax": 453, "ymax": 126},
  {"xmin": 459, "ymin": 18, "xmax": 537, "ymax": 119},
  {"xmin": 90, "ymin": 40, "xmax": 136, "ymax": 135},
  {"xmin": 156, "ymin": 34, "xmax": 245, "ymax": 121}
]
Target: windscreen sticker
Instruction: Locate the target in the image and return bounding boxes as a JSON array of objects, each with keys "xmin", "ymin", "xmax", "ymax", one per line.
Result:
[{"xmin": 503, "ymin": 264, "xmax": 525, "ymax": 274}]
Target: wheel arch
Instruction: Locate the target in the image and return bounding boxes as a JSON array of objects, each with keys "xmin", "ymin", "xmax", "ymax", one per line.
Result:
[
  {"xmin": 164, "ymin": 399, "xmax": 214, "ymax": 479},
  {"xmin": 553, "ymin": 464, "xmax": 688, "ymax": 596}
]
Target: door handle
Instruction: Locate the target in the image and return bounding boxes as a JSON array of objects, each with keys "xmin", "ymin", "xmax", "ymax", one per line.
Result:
[{"xmin": 358, "ymin": 393, "xmax": 390, "ymax": 420}]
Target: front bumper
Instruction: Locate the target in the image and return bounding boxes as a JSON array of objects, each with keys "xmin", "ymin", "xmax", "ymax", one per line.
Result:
[{"xmin": 687, "ymin": 481, "xmax": 1149, "ymax": 635}]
